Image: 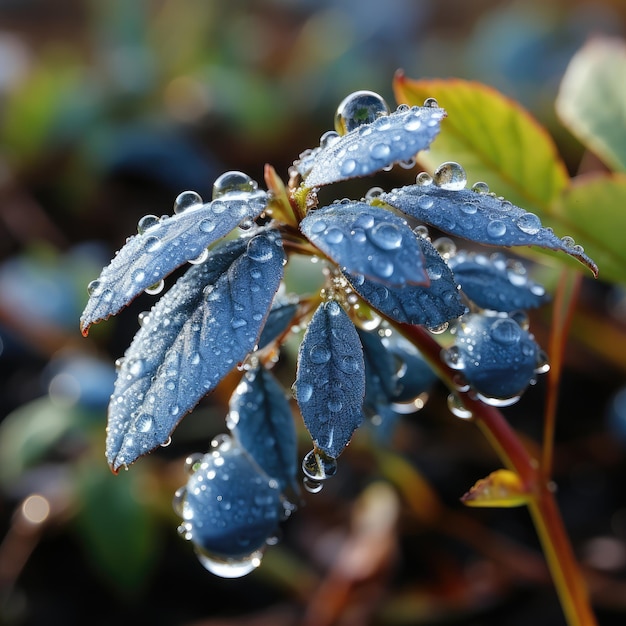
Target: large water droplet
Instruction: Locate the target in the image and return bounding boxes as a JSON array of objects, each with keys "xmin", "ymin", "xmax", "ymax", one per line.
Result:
[
  {"xmin": 487, "ymin": 220, "xmax": 507, "ymax": 238},
  {"xmin": 516, "ymin": 212, "xmax": 541, "ymax": 235},
  {"xmin": 325, "ymin": 227, "xmax": 344, "ymax": 244},
  {"xmin": 246, "ymin": 237, "xmax": 274, "ymax": 262},
  {"xmin": 145, "ymin": 279, "xmax": 165, "ymax": 295},
  {"xmin": 195, "ymin": 549, "xmax": 263, "ymax": 578},
  {"xmin": 137, "ymin": 214, "xmax": 159, "ymax": 234},
  {"xmin": 489, "ymin": 318, "xmax": 521, "ymax": 345},
  {"xmin": 369, "ymin": 222, "xmax": 402, "ymax": 250},
  {"xmin": 471, "ymin": 181, "xmax": 490, "ymax": 194},
  {"xmin": 369, "ymin": 142, "xmax": 391, "ymax": 160},
  {"xmin": 423, "ymin": 97, "xmax": 439, "ymax": 108},
  {"xmin": 433, "ymin": 162, "xmax": 467, "ymax": 190},
  {"xmin": 334, "ymin": 90, "xmax": 390, "ymax": 135},
  {"xmin": 87, "ymin": 279, "xmax": 101, "ymax": 296},
  {"xmin": 212, "ymin": 171, "xmax": 258, "ymax": 200},
  {"xmin": 341, "ymin": 158, "xmax": 357, "ymax": 176},
  {"xmin": 309, "ymin": 344, "xmax": 331, "ymax": 364},
  {"xmin": 174, "ymin": 191, "xmax": 203, "ymax": 214},
  {"xmin": 302, "ymin": 449, "xmax": 337, "ymax": 483}
]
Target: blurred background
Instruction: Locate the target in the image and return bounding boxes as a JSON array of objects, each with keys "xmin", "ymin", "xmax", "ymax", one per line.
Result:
[{"xmin": 1, "ymin": 0, "xmax": 626, "ymax": 624}]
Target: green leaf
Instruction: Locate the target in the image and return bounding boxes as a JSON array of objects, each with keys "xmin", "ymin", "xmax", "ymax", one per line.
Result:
[
  {"xmin": 552, "ymin": 174, "xmax": 626, "ymax": 284},
  {"xmin": 393, "ymin": 74, "xmax": 569, "ymax": 215},
  {"xmin": 73, "ymin": 461, "xmax": 159, "ymax": 593},
  {"xmin": 556, "ymin": 37, "xmax": 626, "ymax": 173}
]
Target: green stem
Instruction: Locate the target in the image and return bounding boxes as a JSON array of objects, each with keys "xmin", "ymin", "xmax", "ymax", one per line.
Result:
[{"xmin": 397, "ymin": 323, "xmax": 596, "ymax": 626}]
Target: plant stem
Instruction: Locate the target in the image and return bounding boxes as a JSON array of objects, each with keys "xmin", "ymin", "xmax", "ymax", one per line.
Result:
[
  {"xmin": 542, "ymin": 269, "xmax": 582, "ymax": 479},
  {"xmin": 397, "ymin": 323, "xmax": 596, "ymax": 626}
]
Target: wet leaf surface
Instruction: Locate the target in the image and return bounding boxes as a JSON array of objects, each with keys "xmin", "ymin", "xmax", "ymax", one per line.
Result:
[
  {"xmin": 380, "ymin": 184, "xmax": 598, "ymax": 276},
  {"xmin": 345, "ymin": 236, "xmax": 465, "ymax": 327},
  {"xmin": 449, "ymin": 251, "xmax": 550, "ymax": 312},
  {"xmin": 229, "ymin": 366, "xmax": 298, "ymax": 494},
  {"xmin": 301, "ymin": 201, "xmax": 428, "ymax": 287},
  {"xmin": 80, "ymin": 189, "xmax": 268, "ymax": 334},
  {"xmin": 295, "ymin": 301, "xmax": 365, "ymax": 458},
  {"xmin": 107, "ymin": 231, "xmax": 284, "ymax": 471},
  {"xmin": 303, "ymin": 104, "xmax": 445, "ymax": 188}
]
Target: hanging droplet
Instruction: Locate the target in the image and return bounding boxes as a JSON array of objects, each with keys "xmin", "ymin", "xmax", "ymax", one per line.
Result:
[
  {"xmin": 189, "ymin": 248, "xmax": 209, "ymax": 265},
  {"xmin": 433, "ymin": 237, "xmax": 457, "ymax": 259},
  {"xmin": 433, "ymin": 162, "xmax": 467, "ymax": 190},
  {"xmin": 174, "ymin": 191, "xmax": 203, "ymax": 214},
  {"xmin": 137, "ymin": 214, "xmax": 159, "ymax": 235},
  {"xmin": 447, "ymin": 393, "xmax": 473, "ymax": 419},
  {"xmin": 145, "ymin": 279, "xmax": 165, "ymax": 295},
  {"xmin": 320, "ymin": 130, "xmax": 341, "ymax": 148},
  {"xmin": 238, "ymin": 217, "xmax": 255, "ymax": 231},
  {"xmin": 423, "ymin": 97, "xmax": 439, "ymax": 108},
  {"xmin": 443, "ymin": 345, "xmax": 465, "ymax": 370},
  {"xmin": 212, "ymin": 171, "xmax": 258, "ymax": 200},
  {"xmin": 302, "ymin": 449, "xmax": 338, "ymax": 491},
  {"xmin": 427, "ymin": 321, "xmax": 449, "ymax": 334},
  {"xmin": 184, "ymin": 453, "xmax": 204, "ymax": 475},
  {"xmin": 334, "ymin": 90, "xmax": 390, "ymax": 135}
]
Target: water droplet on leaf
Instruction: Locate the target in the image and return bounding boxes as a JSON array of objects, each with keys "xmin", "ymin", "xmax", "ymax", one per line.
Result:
[
  {"xmin": 334, "ymin": 90, "xmax": 390, "ymax": 135},
  {"xmin": 212, "ymin": 171, "xmax": 258, "ymax": 200},
  {"xmin": 174, "ymin": 191, "xmax": 203, "ymax": 214},
  {"xmin": 433, "ymin": 162, "xmax": 467, "ymax": 190}
]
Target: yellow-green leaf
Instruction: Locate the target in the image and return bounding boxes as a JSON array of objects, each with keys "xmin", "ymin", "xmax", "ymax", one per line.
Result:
[
  {"xmin": 393, "ymin": 74, "xmax": 569, "ymax": 215},
  {"xmin": 556, "ymin": 37, "xmax": 626, "ymax": 173},
  {"xmin": 461, "ymin": 469, "xmax": 529, "ymax": 508},
  {"xmin": 552, "ymin": 173, "xmax": 626, "ymax": 284}
]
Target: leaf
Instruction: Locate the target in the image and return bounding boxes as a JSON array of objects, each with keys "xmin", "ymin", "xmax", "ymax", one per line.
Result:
[
  {"xmin": 257, "ymin": 298, "xmax": 298, "ymax": 350},
  {"xmin": 74, "ymin": 461, "xmax": 159, "ymax": 592},
  {"xmin": 556, "ymin": 37, "xmax": 626, "ymax": 173},
  {"xmin": 461, "ymin": 469, "xmax": 529, "ymax": 507},
  {"xmin": 295, "ymin": 300, "xmax": 365, "ymax": 458},
  {"xmin": 393, "ymin": 75, "xmax": 569, "ymax": 214},
  {"xmin": 229, "ymin": 366, "xmax": 298, "ymax": 494},
  {"xmin": 107, "ymin": 231, "xmax": 285, "ymax": 471},
  {"xmin": 345, "ymin": 236, "xmax": 466, "ymax": 327},
  {"xmin": 177, "ymin": 437, "xmax": 284, "ymax": 562},
  {"xmin": 551, "ymin": 173, "xmax": 626, "ymax": 284},
  {"xmin": 80, "ymin": 189, "xmax": 268, "ymax": 335},
  {"xmin": 303, "ymin": 104, "xmax": 446, "ymax": 188},
  {"xmin": 380, "ymin": 184, "xmax": 598, "ymax": 276},
  {"xmin": 449, "ymin": 250, "xmax": 550, "ymax": 312},
  {"xmin": 300, "ymin": 202, "xmax": 428, "ymax": 287}
]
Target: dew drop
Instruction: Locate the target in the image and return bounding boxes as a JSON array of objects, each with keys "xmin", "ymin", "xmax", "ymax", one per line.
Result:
[
  {"xmin": 341, "ymin": 158, "xmax": 357, "ymax": 176},
  {"xmin": 443, "ymin": 345, "xmax": 465, "ymax": 370},
  {"xmin": 489, "ymin": 318, "xmax": 521, "ymax": 345},
  {"xmin": 303, "ymin": 478, "xmax": 324, "ymax": 494},
  {"xmin": 136, "ymin": 413, "xmax": 153, "ymax": 433},
  {"xmin": 184, "ymin": 453, "xmax": 204, "ymax": 475},
  {"xmin": 325, "ymin": 227, "xmax": 344, "ymax": 244},
  {"xmin": 418, "ymin": 195, "xmax": 434, "ymax": 210},
  {"xmin": 309, "ymin": 344, "xmax": 331, "ymax": 364},
  {"xmin": 416, "ymin": 172, "xmax": 433, "ymax": 186},
  {"xmin": 137, "ymin": 214, "xmax": 160, "ymax": 234},
  {"xmin": 212, "ymin": 171, "xmax": 257, "ymax": 200},
  {"xmin": 516, "ymin": 212, "xmax": 541, "ymax": 235},
  {"xmin": 338, "ymin": 354, "xmax": 359, "ymax": 374},
  {"xmin": 189, "ymin": 248, "xmax": 209, "ymax": 265},
  {"xmin": 145, "ymin": 279, "xmax": 165, "ymax": 295},
  {"xmin": 199, "ymin": 219, "xmax": 216, "ymax": 234},
  {"xmin": 246, "ymin": 237, "xmax": 274, "ymax": 262},
  {"xmin": 174, "ymin": 190, "xmax": 203, "ymax": 214},
  {"xmin": 433, "ymin": 237, "xmax": 457, "ymax": 259},
  {"xmin": 297, "ymin": 382, "xmax": 313, "ymax": 403},
  {"xmin": 334, "ymin": 90, "xmax": 390, "ymax": 135},
  {"xmin": 302, "ymin": 449, "xmax": 337, "ymax": 482},
  {"xmin": 144, "ymin": 236, "xmax": 162, "ymax": 252},
  {"xmin": 428, "ymin": 322, "xmax": 449, "ymax": 335},
  {"xmin": 87, "ymin": 279, "xmax": 101, "ymax": 296},
  {"xmin": 320, "ymin": 130, "xmax": 340, "ymax": 148},
  {"xmin": 471, "ymin": 181, "xmax": 489, "ymax": 194},
  {"xmin": 370, "ymin": 256, "xmax": 394, "ymax": 279},
  {"xmin": 447, "ymin": 393, "xmax": 473, "ymax": 419},
  {"xmin": 403, "ymin": 113, "xmax": 422, "ymax": 131},
  {"xmin": 327, "ymin": 300, "xmax": 342, "ymax": 316},
  {"xmin": 369, "ymin": 142, "xmax": 391, "ymax": 160},
  {"xmin": 327, "ymin": 397, "xmax": 343, "ymax": 413},
  {"xmin": 561, "ymin": 235, "xmax": 575, "ymax": 249},
  {"xmin": 433, "ymin": 161, "xmax": 467, "ymax": 190},
  {"xmin": 132, "ymin": 268, "xmax": 146, "ymax": 283},
  {"xmin": 365, "ymin": 187, "xmax": 384, "ymax": 201},
  {"xmin": 423, "ymin": 97, "xmax": 439, "ymax": 108},
  {"xmin": 487, "ymin": 220, "xmax": 507, "ymax": 238},
  {"xmin": 369, "ymin": 222, "xmax": 402, "ymax": 250},
  {"xmin": 196, "ymin": 550, "xmax": 263, "ymax": 578}
]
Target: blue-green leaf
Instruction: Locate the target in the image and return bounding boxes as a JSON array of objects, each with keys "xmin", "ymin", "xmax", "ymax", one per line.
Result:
[
  {"xmin": 380, "ymin": 184, "xmax": 598, "ymax": 276},
  {"xmin": 257, "ymin": 298, "xmax": 298, "ymax": 350},
  {"xmin": 295, "ymin": 301, "xmax": 365, "ymax": 458},
  {"xmin": 229, "ymin": 366, "xmax": 298, "ymax": 494},
  {"xmin": 345, "ymin": 236, "xmax": 465, "ymax": 327},
  {"xmin": 303, "ymin": 105, "xmax": 446, "ymax": 188},
  {"xmin": 80, "ymin": 189, "xmax": 268, "ymax": 334},
  {"xmin": 449, "ymin": 251, "xmax": 549, "ymax": 312},
  {"xmin": 301, "ymin": 202, "xmax": 427, "ymax": 287},
  {"xmin": 107, "ymin": 231, "xmax": 284, "ymax": 471}
]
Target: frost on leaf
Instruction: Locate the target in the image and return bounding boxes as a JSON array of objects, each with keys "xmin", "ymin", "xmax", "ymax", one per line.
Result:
[
  {"xmin": 229, "ymin": 366, "xmax": 298, "ymax": 494},
  {"xmin": 301, "ymin": 202, "xmax": 428, "ymax": 287},
  {"xmin": 380, "ymin": 185, "xmax": 598, "ymax": 276},
  {"xmin": 295, "ymin": 300, "xmax": 365, "ymax": 459},
  {"xmin": 449, "ymin": 251, "xmax": 550, "ymax": 312},
  {"xmin": 80, "ymin": 189, "xmax": 268, "ymax": 335},
  {"xmin": 345, "ymin": 236, "xmax": 465, "ymax": 327},
  {"xmin": 107, "ymin": 231, "xmax": 284, "ymax": 471},
  {"xmin": 303, "ymin": 104, "xmax": 445, "ymax": 188}
]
